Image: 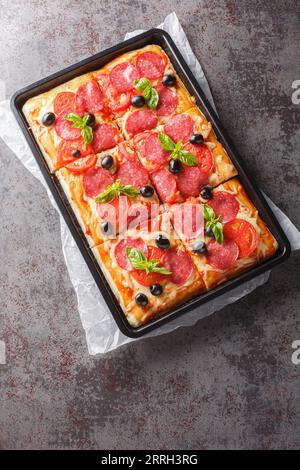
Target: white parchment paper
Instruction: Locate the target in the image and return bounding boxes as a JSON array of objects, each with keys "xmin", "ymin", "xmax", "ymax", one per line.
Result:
[{"xmin": 0, "ymin": 12, "xmax": 299, "ymax": 355}]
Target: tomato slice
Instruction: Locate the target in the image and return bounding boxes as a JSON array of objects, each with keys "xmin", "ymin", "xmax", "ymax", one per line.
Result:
[
  {"xmin": 223, "ymin": 218, "xmax": 257, "ymax": 259},
  {"xmin": 65, "ymin": 154, "xmax": 97, "ymax": 174},
  {"xmin": 131, "ymin": 246, "xmax": 169, "ymax": 286},
  {"xmin": 184, "ymin": 142, "xmax": 214, "ymax": 174},
  {"xmin": 54, "ymin": 92, "xmax": 76, "ymax": 116},
  {"xmin": 57, "ymin": 139, "xmax": 94, "ymax": 166}
]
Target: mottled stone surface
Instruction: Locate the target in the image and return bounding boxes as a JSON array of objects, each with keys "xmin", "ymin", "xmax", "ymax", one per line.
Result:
[{"xmin": 0, "ymin": 0, "xmax": 300, "ymax": 450}]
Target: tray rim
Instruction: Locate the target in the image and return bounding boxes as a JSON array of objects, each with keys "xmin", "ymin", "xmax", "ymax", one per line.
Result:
[{"xmin": 10, "ymin": 27, "xmax": 291, "ymax": 338}]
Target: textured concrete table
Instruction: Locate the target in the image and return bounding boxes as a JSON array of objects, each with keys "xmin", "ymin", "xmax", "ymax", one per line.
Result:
[{"xmin": 0, "ymin": 0, "xmax": 299, "ymax": 450}]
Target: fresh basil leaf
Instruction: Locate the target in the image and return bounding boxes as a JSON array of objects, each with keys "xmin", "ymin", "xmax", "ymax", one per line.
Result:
[
  {"xmin": 120, "ymin": 185, "xmax": 139, "ymax": 198},
  {"xmin": 212, "ymin": 221, "xmax": 223, "ymax": 244},
  {"xmin": 158, "ymin": 132, "xmax": 176, "ymax": 151},
  {"xmin": 82, "ymin": 126, "xmax": 93, "ymax": 146},
  {"xmin": 64, "ymin": 113, "xmax": 83, "ymax": 128},
  {"xmin": 94, "ymin": 186, "xmax": 116, "ymax": 204},
  {"xmin": 147, "ymin": 88, "xmax": 159, "ymax": 109},
  {"xmin": 151, "ymin": 265, "xmax": 172, "ymax": 275},
  {"xmin": 178, "ymin": 150, "xmax": 198, "ymax": 166},
  {"xmin": 203, "ymin": 204, "xmax": 215, "ymax": 222},
  {"xmin": 126, "ymin": 247, "xmax": 171, "ymax": 275}
]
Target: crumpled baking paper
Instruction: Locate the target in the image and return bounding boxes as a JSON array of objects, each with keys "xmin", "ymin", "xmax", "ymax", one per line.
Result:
[{"xmin": 0, "ymin": 12, "xmax": 299, "ymax": 355}]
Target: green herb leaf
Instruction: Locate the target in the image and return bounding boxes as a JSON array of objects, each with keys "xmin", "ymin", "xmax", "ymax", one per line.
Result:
[
  {"xmin": 177, "ymin": 150, "xmax": 198, "ymax": 166},
  {"xmin": 94, "ymin": 185, "xmax": 116, "ymax": 204},
  {"xmin": 64, "ymin": 112, "xmax": 94, "ymax": 146},
  {"xmin": 126, "ymin": 247, "xmax": 172, "ymax": 275},
  {"xmin": 203, "ymin": 204, "xmax": 223, "ymax": 244},
  {"xmin": 134, "ymin": 77, "xmax": 159, "ymax": 109},
  {"xmin": 158, "ymin": 132, "xmax": 176, "ymax": 151},
  {"xmin": 94, "ymin": 179, "xmax": 139, "ymax": 203},
  {"xmin": 147, "ymin": 88, "xmax": 159, "ymax": 109},
  {"xmin": 212, "ymin": 221, "xmax": 223, "ymax": 244},
  {"xmin": 82, "ymin": 126, "xmax": 93, "ymax": 146}
]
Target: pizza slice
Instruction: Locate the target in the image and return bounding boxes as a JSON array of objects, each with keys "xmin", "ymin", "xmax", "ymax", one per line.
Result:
[
  {"xmin": 22, "ymin": 74, "xmax": 123, "ymax": 173},
  {"xmin": 92, "ymin": 212, "xmax": 205, "ymax": 327},
  {"xmin": 94, "ymin": 44, "xmax": 195, "ymax": 121},
  {"xmin": 167, "ymin": 178, "xmax": 278, "ymax": 289},
  {"xmin": 56, "ymin": 142, "xmax": 160, "ymax": 247}
]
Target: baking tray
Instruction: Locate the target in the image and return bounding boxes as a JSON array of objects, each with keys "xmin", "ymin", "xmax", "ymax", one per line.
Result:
[{"xmin": 11, "ymin": 28, "xmax": 291, "ymax": 338}]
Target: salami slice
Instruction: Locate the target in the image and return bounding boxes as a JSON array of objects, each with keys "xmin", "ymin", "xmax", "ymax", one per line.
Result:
[
  {"xmin": 92, "ymin": 124, "xmax": 122, "ymax": 153},
  {"xmin": 151, "ymin": 169, "xmax": 177, "ymax": 203},
  {"xmin": 57, "ymin": 139, "xmax": 94, "ymax": 166},
  {"xmin": 115, "ymin": 237, "xmax": 148, "ymax": 271},
  {"xmin": 82, "ymin": 167, "xmax": 114, "ymax": 198},
  {"xmin": 223, "ymin": 219, "xmax": 257, "ymax": 259},
  {"xmin": 131, "ymin": 246, "xmax": 168, "ymax": 286},
  {"xmin": 116, "ymin": 159, "xmax": 149, "ymax": 189},
  {"xmin": 155, "ymin": 84, "xmax": 178, "ymax": 116},
  {"xmin": 54, "ymin": 92, "xmax": 76, "ymax": 116},
  {"xmin": 75, "ymin": 79, "xmax": 107, "ymax": 114},
  {"xmin": 177, "ymin": 165, "xmax": 208, "ymax": 198},
  {"xmin": 55, "ymin": 115, "xmax": 82, "ymax": 141},
  {"xmin": 184, "ymin": 143, "xmax": 214, "ymax": 174},
  {"xmin": 162, "ymin": 249, "xmax": 194, "ymax": 285},
  {"xmin": 136, "ymin": 52, "xmax": 166, "ymax": 79},
  {"xmin": 125, "ymin": 109, "xmax": 158, "ymax": 136},
  {"xmin": 208, "ymin": 191, "xmax": 240, "ymax": 224},
  {"xmin": 144, "ymin": 133, "xmax": 169, "ymax": 167},
  {"xmin": 164, "ymin": 114, "xmax": 194, "ymax": 143},
  {"xmin": 110, "ymin": 62, "xmax": 140, "ymax": 93},
  {"xmin": 206, "ymin": 239, "xmax": 239, "ymax": 270}
]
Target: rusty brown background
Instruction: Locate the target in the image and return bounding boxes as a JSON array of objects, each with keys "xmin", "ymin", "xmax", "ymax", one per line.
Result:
[{"xmin": 0, "ymin": 0, "xmax": 300, "ymax": 450}]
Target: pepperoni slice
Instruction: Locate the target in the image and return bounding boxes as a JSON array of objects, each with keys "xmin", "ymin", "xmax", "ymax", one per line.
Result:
[
  {"xmin": 75, "ymin": 79, "xmax": 107, "ymax": 114},
  {"xmin": 57, "ymin": 139, "xmax": 94, "ymax": 166},
  {"xmin": 151, "ymin": 169, "xmax": 177, "ymax": 203},
  {"xmin": 144, "ymin": 133, "xmax": 169, "ymax": 168},
  {"xmin": 177, "ymin": 165, "xmax": 208, "ymax": 198},
  {"xmin": 110, "ymin": 62, "xmax": 140, "ymax": 93},
  {"xmin": 208, "ymin": 191, "xmax": 240, "ymax": 224},
  {"xmin": 131, "ymin": 246, "xmax": 168, "ymax": 286},
  {"xmin": 206, "ymin": 239, "xmax": 239, "ymax": 270},
  {"xmin": 136, "ymin": 52, "xmax": 166, "ymax": 79},
  {"xmin": 164, "ymin": 114, "xmax": 194, "ymax": 143},
  {"xmin": 65, "ymin": 154, "xmax": 96, "ymax": 174},
  {"xmin": 115, "ymin": 237, "xmax": 148, "ymax": 271},
  {"xmin": 116, "ymin": 159, "xmax": 149, "ymax": 189},
  {"xmin": 155, "ymin": 84, "xmax": 178, "ymax": 116},
  {"xmin": 55, "ymin": 115, "xmax": 82, "ymax": 141},
  {"xmin": 82, "ymin": 167, "xmax": 114, "ymax": 198},
  {"xmin": 92, "ymin": 124, "xmax": 122, "ymax": 153},
  {"xmin": 223, "ymin": 219, "xmax": 257, "ymax": 259},
  {"xmin": 125, "ymin": 109, "xmax": 158, "ymax": 137},
  {"xmin": 162, "ymin": 249, "xmax": 194, "ymax": 285},
  {"xmin": 184, "ymin": 143, "xmax": 214, "ymax": 174},
  {"xmin": 54, "ymin": 92, "xmax": 76, "ymax": 116}
]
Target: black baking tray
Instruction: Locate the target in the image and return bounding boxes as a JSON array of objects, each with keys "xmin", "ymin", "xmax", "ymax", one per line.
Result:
[{"xmin": 11, "ymin": 28, "xmax": 291, "ymax": 338}]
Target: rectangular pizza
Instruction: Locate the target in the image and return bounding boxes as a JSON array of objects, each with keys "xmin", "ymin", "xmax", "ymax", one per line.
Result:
[{"xmin": 21, "ymin": 42, "xmax": 278, "ymax": 329}]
